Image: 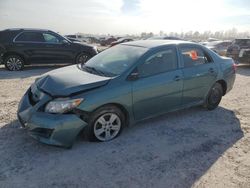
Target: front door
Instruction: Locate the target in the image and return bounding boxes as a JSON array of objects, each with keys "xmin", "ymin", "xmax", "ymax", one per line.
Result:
[
  {"xmin": 39, "ymin": 32, "xmax": 73, "ymax": 64},
  {"xmin": 132, "ymin": 47, "xmax": 183, "ymax": 120}
]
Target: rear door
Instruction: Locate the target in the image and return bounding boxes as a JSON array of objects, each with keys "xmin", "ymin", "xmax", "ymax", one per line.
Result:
[
  {"xmin": 179, "ymin": 45, "xmax": 218, "ymax": 105},
  {"xmin": 14, "ymin": 31, "xmax": 48, "ymax": 63},
  {"xmin": 132, "ymin": 47, "xmax": 183, "ymax": 120}
]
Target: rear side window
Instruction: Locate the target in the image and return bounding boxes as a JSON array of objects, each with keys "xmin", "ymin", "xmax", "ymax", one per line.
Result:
[
  {"xmin": 138, "ymin": 48, "xmax": 178, "ymax": 77},
  {"xmin": 15, "ymin": 32, "xmax": 45, "ymax": 42},
  {"xmin": 180, "ymin": 47, "xmax": 212, "ymax": 68},
  {"xmin": 0, "ymin": 31, "xmax": 20, "ymax": 43}
]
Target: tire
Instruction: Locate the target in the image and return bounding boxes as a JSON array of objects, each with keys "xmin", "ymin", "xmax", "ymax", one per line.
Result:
[
  {"xmin": 85, "ymin": 105, "xmax": 125, "ymax": 142},
  {"xmin": 205, "ymin": 83, "xmax": 223, "ymax": 110},
  {"xmin": 4, "ymin": 55, "xmax": 24, "ymax": 71},
  {"xmin": 75, "ymin": 52, "xmax": 90, "ymax": 64}
]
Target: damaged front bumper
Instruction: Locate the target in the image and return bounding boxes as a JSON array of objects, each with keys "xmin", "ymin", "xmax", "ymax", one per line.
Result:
[{"xmin": 17, "ymin": 86, "xmax": 87, "ymax": 148}]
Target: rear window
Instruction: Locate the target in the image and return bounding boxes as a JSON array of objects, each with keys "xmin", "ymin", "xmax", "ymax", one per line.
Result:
[
  {"xmin": 213, "ymin": 41, "xmax": 231, "ymax": 48},
  {"xmin": 15, "ymin": 32, "xmax": 45, "ymax": 42},
  {"xmin": 234, "ymin": 39, "xmax": 250, "ymax": 47}
]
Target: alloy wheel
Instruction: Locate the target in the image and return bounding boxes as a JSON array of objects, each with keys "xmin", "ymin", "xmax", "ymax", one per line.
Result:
[
  {"xmin": 6, "ymin": 57, "xmax": 23, "ymax": 71},
  {"xmin": 77, "ymin": 54, "xmax": 89, "ymax": 64},
  {"xmin": 94, "ymin": 113, "xmax": 121, "ymax": 141},
  {"xmin": 209, "ymin": 87, "xmax": 221, "ymax": 105}
]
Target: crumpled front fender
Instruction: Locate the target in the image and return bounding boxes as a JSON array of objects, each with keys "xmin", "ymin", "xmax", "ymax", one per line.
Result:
[
  {"xmin": 27, "ymin": 113, "xmax": 87, "ymax": 148},
  {"xmin": 18, "ymin": 90, "xmax": 88, "ymax": 148}
]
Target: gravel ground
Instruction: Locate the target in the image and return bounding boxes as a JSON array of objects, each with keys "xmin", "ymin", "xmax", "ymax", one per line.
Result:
[{"xmin": 0, "ymin": 64, "xmax": 249, "ymax": 188}]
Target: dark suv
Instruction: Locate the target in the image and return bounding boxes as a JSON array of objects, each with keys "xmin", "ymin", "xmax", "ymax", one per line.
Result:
[
  {"xmin": 226, "ymin": 38, "xmax": 250, "ymax": 64},
  {"xmin": 0, "ymin": 29, "xmax": 98, "ymax": 71}
]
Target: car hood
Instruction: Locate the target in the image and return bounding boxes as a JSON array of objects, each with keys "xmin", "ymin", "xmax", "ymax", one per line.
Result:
[{"xmin": 35, "ymin": 65, "xmax": 111, "ymax": 97}]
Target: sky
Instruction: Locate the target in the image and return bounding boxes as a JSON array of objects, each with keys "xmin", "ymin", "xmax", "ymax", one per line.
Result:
[{"xmin": 0, "ymin": 0, "xmax": 250, "ymax": 35}]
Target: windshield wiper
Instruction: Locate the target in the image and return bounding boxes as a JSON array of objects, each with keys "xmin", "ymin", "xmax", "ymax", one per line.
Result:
[{"xmin": 80, "ymin": 65, "xmax": 111, "ymax": 77}]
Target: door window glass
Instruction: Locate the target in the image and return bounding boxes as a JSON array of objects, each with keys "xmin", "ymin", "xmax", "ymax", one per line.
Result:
[
  {"xmin": 181, "ymin": 47, "xmax": 212, "ymax": 67},
  {"xmin": 138, "ymin": 48, "xmax": 177, "ymax": 77},
  {"xmin": 42, "ymin": 33, "xmax": 60, "ymax": 43},
  {"xmin": 15, "ymin": 32, "xmax": 45, "ymax": 42}
]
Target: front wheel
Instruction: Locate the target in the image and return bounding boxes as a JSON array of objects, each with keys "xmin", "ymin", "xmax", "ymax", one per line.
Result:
[
  {"xmin": 85, "ymin": 105, "xmax": 125, "ymax": 142},
  {"xmin": 75, "ymin": 52, "xmax": 90, "ymax": 64},
  {"xmin": 205, "ymin": 83, "xmax": 223, "ymax": 110},
  {"xmin": 4, "ymin": 55, "xmax": 24, "ymax": 71}
]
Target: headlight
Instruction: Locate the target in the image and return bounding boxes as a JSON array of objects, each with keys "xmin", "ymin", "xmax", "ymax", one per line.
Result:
[{"xmin": 45, "ymin": 98, "xmax": 83, "ymax": 114}]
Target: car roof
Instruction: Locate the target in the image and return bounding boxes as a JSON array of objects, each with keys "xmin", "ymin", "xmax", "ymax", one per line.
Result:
[
  {"xmin": 2, "ymin": 28, "xmax": 52, "ymax": 32},
  {"xmin": 235, "ymin": 38, "xmax": 250, "ymax": 40},
  {"xmin": 122, "ymin": 40, "xmax": 195, "ymax": 49},
  {"xmin": 206, "ymin": 40, "xmax": 231, "ymax": 45},
  {"xmin": 148, "ymin": 36, "xmax": 182, "ymax": 40}
]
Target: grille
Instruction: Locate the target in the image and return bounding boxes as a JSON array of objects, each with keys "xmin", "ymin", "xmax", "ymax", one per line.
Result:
[{"xmin": 30, "ymin": 128, "xmax": 54, "ymax": 138}]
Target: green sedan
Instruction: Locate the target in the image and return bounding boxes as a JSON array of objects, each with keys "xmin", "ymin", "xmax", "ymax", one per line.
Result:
[{"xmin": 17, "ymin": 40, "xmax": 236, "ymax": 148}]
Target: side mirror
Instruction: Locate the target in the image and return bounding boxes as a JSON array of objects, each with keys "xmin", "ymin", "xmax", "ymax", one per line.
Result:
[{"xmin": 127, "ymin": 71, "xmax": 139, "ymax": 81}]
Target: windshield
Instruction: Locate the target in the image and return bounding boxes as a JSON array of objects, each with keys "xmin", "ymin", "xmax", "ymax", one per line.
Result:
[{"xmin": 83, "ymin": 45, "xmax": 147, "ymax": 76}]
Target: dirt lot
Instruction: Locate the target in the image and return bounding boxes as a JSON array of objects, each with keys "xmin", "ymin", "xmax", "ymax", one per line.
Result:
[{"xmin": 0, "ymin": 64, "xmax": 250, "ymax": 188}]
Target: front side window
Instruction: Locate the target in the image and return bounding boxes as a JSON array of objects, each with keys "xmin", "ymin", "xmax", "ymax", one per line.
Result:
[
  {"xmin": 15, "ymin": 32, "xmax": 44, "ymax": 42},
  {"xmin": 138, "ymin": 48, "xmax": 178, "ymax": 77},
  {"xmin": 180, "ymin": 47, "xmax": 212, "ymax": 67},
  {"xmin": 42, "ymin": 33, "xmax": 60, "ymax": 43}
]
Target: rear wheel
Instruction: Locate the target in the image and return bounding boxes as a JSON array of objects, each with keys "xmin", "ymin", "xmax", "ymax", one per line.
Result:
[
  {"xmin": 85, "ymin": 105, "xmax": 125, "ymax": 142},
  {"xmin": 76, "ymin": 52, "xmax": 90, "ymax": 64},
  {"xmin": 205, "ymin": 83, "xmax": 223, "ymax": 110},
  {"xmin": 4, "ymin": 55, "xmax": 24, "ymax": 71}
]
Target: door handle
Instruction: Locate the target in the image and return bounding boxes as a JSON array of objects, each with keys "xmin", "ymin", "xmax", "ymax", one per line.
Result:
[
  {"xmin": 209, "ymin": 68, "xmax": 215, "ymax": 73},
  {"xmin": 174, "ymin": 75, "xmax": 181, "ymax": 81}
]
